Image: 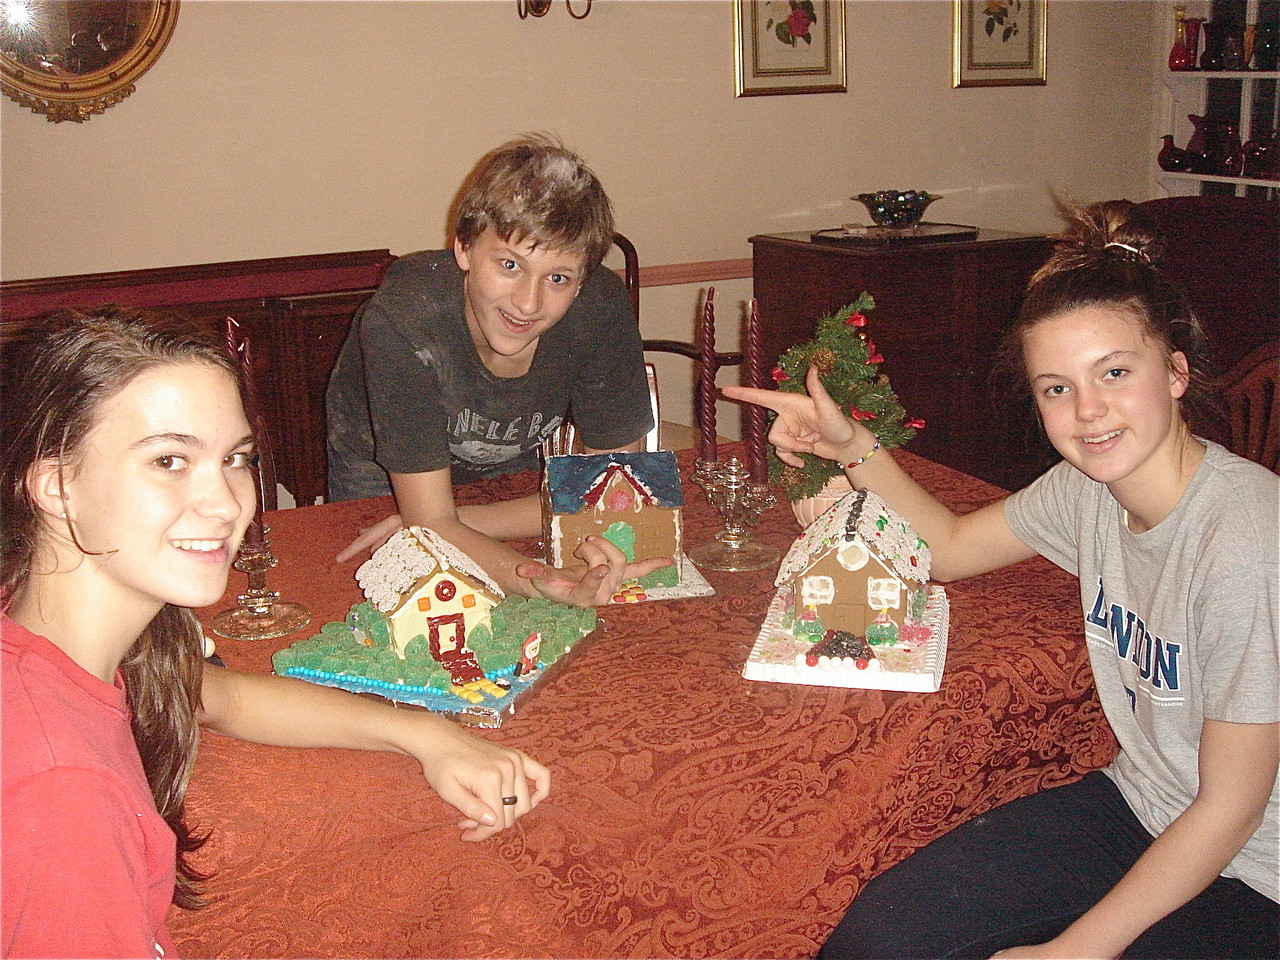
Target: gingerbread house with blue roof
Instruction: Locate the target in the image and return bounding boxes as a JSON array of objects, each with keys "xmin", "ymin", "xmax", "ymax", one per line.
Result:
[{"xmin": 542, "ymin": 450, "xmax": 684, "ymax": 587}]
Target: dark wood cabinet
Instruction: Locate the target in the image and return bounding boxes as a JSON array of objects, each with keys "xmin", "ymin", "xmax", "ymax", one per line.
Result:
[
  {"xmin": 264, "ymin": 289, "xmax": 379, "ymax": 505},
  {"xmin": 750, "ymin": 229, "xmax": 1055, "ymax": 491}
]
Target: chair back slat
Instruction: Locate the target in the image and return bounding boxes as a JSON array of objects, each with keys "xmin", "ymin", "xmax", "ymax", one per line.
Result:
[{"xmin": 1223, "ymin": 342, "xmax": 1279, "ymax": 475}]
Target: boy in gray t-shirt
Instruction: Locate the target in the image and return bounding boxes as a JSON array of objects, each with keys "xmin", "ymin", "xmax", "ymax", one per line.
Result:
[{"xmin": 326, "ymin": 136, "xmax": 665, "ymax": 608}]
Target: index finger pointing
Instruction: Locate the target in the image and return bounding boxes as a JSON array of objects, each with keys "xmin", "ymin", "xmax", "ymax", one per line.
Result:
[{"xmin": 722, "ymin": 384, "xmax": 801, "ymax": 415}]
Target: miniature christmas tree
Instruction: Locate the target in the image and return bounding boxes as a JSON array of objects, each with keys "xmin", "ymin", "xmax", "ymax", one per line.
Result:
[{"xmin": 768, "ymin": 293, "xmax": 924, "ymax": 502}]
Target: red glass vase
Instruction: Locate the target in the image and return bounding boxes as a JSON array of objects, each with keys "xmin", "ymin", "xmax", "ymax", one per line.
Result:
[
  {"xmin": 1186, "ymin": 114, "xmax": 1232, "ymax": 174},
  {"xmin": 1244, "ymin": 131, "xmax": 1278, "ymax": 180},
  {"xmin": 1201, "ymin": 20, "xmax": 1228, "ymax": 70},
  {"xmin": 1158, "ymin": 135, "xmax": 1193, "ymax": 172},
  {"xmin": 1219, "ymin": 121, "xmax": 1244, "ymax": 176},
  {"xmin": 1169, "ymin": 10, "xmax": 1199, "ymax": 70}
]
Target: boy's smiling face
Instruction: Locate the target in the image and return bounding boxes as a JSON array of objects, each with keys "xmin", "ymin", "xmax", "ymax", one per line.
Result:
[{"xmin": 454, "ymin": 227, "xmax": 587, "ymax": 378}]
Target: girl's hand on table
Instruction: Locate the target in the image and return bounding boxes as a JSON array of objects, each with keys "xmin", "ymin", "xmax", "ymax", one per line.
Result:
[
  {"xmin": 336, "ymin": 513, "xmax": 403, "ymax": 562},
  {"xmin": 515, "ymin": 535, "xmax": 671, "ymax": 608},
  {"xmin": 722, "ymin": 365, "xmax": 876, "ymax": 468},
  {"xmin": 408, "ymin": 716, "xmax": 552, "ymax": 841}
]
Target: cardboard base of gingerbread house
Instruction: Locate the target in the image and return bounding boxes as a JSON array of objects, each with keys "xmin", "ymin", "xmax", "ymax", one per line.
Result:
[{"xmin": 742, "ymin": 584, "xmax": 949, "ymax": 693}]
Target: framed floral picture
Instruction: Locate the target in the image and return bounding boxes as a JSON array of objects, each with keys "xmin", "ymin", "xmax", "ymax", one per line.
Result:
[
  {"xmin": 952, "ymin": 0, "xmax": 1047, "ymax": 88},
  {"xmin": 734, "ymin": 0, "xmax": 846, "ymax": 97}
]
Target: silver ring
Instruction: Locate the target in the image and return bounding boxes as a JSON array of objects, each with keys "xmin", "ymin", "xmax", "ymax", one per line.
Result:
[{"xmin": 501, "ymin": 796, "xmax": 518, "ymax": 806}]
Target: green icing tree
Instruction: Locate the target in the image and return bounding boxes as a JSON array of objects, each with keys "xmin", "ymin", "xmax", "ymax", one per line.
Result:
[
  {"xmin": 349, "ymin": 601, "xmax": 391, "ymax": 649},
  {"xmin": 602, "ymin": 520, "xmax": 677, "ymax": 589},
  {"xmin": 466, "ymin": 610, "xmax": 519, "ymax": 674},
  {"xmin": 602, "ymin": 521, "xmax": 635, "ymax": 561}
]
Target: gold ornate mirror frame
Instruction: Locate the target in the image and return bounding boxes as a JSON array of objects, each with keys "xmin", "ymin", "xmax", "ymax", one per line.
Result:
[{"xmin": 1, "ymin": 0, "xmax": 179, "ymax": 123}]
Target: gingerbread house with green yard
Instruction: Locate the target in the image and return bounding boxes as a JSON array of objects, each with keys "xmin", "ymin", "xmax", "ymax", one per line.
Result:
[{"xmin": 356, "ymin": 526, "xmax": 504, "ymax": 684}]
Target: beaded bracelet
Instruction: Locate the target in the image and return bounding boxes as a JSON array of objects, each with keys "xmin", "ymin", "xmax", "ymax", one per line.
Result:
[{"xmin": 845, "ymin": 441, "xmax": 881, "ymax": 470}]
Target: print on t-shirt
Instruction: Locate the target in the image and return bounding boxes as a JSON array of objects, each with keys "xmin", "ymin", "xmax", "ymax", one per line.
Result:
[
  {"xmin": 1085, "ymin": 577, "xmax": 1185, "ymax": 711},
  {"xmin": 447, "ymin": 409, "xmax": 563, "ymax": 469}
]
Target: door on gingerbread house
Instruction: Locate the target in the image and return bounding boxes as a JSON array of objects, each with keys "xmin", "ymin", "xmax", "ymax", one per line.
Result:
[
  {"xmin": 600, "ymin": 519, "xmax": 637, "ymax": 561},
  {"xmin": 428, "ymin": 613, "xmax": 483, "ymax": 684}
]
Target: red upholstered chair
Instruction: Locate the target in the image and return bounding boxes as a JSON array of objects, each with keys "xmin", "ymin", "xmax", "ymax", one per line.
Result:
[
  {"xmin": 1136, "ymin": 197, "xmax": 1279, "ymax": 456},
  {"xmin": 1136, "ymin": 197, "xmax": 1278, "ymax": 372}
]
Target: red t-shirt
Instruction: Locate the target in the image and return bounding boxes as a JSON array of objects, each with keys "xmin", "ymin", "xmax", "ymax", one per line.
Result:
[{"xmin": 2, "ymin": 616, "xmax": 178, "ymax": 959}]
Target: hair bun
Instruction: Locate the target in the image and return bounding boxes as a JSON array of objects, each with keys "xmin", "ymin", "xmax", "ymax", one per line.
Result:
[
  {"xmin": 1051, "ymin": 198, "xmax": 1164, "ymax": 270},
  {"xmin": 1103, "ymin": 239, "xmax": 1154, "ymax": 266}
]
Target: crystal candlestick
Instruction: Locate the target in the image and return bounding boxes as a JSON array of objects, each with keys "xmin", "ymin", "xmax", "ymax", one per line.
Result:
[
  {"xmin": 211, "ymin": 525, "xmax": 311, "ymax": 641},
  {"xmin": 689, "ymin": 456, "xmax": 780, "ymax": 572}
]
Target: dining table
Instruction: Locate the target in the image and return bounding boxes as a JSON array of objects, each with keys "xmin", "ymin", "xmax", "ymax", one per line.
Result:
[{"xmin": 171, "ymin": 443, "xmax": 1117, "ymax": 959}]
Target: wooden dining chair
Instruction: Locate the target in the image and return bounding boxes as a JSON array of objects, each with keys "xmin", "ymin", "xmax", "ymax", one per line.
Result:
[
  {"xmin": 616, "ymin": 233, "xmax": 743, "ymax": 450},
  {"xmin": 1221, "ymin": 341, "xmax": 1279, "ymax": 475},
  {"xmin": 541, "ymin": 233, "xmax": 743, "ymax": 457}
]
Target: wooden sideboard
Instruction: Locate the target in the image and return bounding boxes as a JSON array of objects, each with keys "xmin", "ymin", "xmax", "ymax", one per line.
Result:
[
  {"xmin": 750, "ymin": 229, "xmax": 1055, "ymax": 491},
  {"xmin": 1, "ymin": 251, "xmax": 395, "ymax": 506}
]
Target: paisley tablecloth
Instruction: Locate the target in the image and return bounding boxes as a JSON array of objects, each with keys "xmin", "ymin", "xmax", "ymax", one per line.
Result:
[{"xmin": 172, "ymin": 446, "xmax": 1117, "ymax": 958}]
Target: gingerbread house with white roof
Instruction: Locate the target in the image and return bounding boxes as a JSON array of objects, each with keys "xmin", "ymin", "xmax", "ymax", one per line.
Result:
[
  {"xmin": 776, "ymin": 488, "xmax": 932, "ymax": 641},
  {"xmin": 356, "ymin": 526, "xmax": 504, "ymax": 684}
]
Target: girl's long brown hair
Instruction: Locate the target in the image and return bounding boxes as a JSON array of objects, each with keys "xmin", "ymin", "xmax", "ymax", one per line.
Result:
[{"xmin": 2, "ymin": 307, "xmax": 248, "ymax": 909}]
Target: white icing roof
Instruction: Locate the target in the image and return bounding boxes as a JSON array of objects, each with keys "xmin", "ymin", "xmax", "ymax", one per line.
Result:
[
  {"xmin": 775, "ymin": 488, "xmax": 931, "ymax": 587},
  {"xmin": 356, "ymin": 526, "xmax": 504, "ymax": 613}
]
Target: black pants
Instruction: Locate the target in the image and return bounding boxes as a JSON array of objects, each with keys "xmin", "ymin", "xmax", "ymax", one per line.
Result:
[{"xmin": 820, "ymin": 772, "xmax": 1278, "ymax": 960}]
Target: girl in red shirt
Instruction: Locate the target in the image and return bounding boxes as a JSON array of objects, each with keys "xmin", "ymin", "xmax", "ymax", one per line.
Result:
[{"xmin": 2, "ymin": 308, "xmax": 551, "ymax": 959}]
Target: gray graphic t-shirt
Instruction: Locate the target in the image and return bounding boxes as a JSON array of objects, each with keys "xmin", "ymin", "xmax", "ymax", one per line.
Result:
[{"xmin": 1006, "ymin": 442, "xmax": 1279, "ymax": 901}]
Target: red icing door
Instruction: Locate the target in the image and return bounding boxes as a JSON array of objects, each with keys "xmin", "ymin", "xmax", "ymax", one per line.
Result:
[{"xmin": 428, "ymin": 613, "xmax": 484, "ymax": 684}]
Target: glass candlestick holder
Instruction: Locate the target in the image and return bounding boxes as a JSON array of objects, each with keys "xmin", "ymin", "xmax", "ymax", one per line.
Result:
[
  {"xmin": 211, "ymin": 525, "xmax": 311, "ymax": 641},
  {"xmin": 689, "ymin": 456, "xmax": 780, "ymax": 572}
]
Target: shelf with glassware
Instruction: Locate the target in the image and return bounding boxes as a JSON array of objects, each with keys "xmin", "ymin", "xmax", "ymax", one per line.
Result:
[
  {"xmin": 1157, "ymin": 70, "xmax": 1280, "ymax": 194},
  {"xmin": 1156, "ymin": 3, "xmax": 1279, "ymax": 196}
]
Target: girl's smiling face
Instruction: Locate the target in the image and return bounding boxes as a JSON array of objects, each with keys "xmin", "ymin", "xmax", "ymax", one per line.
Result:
[
  {"xmin": 1024, "ymin": 306, "xmax": 1190, "ymax": 494},
  {"xmin": 49, "ymin": 361, "xmax": 258, "ymax": 614}
]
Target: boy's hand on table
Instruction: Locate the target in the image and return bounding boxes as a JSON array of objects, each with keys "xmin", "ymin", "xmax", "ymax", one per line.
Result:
[
  {"xmin": 336, "ymin": 513, "xmax": 404, "ymax": 562},
  {"xmin": 516, "ymin": 535, "xmax": 672, "ymax": 608}
]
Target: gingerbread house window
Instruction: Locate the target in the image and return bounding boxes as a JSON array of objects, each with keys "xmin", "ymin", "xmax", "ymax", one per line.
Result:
[
  {"xmin": 801, "ymin": 575, "xmax": 836, "ymax": 607},
  {"xmin": 836, "ymin": 541, "xmax": 870, "ymax": 571},
  {"xmin": 867, "ymin": 577, "xmax": 902, "ymax": 610}
]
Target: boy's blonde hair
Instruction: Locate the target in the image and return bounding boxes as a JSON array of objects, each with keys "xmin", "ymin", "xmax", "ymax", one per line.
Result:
[{"xmin": 452, "ymin": 133, "xmax": 615, "ymax": 273}]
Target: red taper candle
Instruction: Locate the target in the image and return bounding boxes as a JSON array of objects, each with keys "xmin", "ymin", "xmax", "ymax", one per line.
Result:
[
  {"xmin": 241, "ymin": 336, "xmax": 266, "ymax": 547},
  {"xmin": 746, "ymin": 298, "xmax": 768, "ymax": 484},
  {"xmin": 225, "ymin": 317, "xmax": 265, "ymax": 546},
  {"xmin": 698, "ymin": 287, "xmax": 718, "ymax": 462}
]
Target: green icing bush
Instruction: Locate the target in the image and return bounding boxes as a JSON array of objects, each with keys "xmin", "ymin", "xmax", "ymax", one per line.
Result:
[
  {"xmin": 486, "ymin": 596, "xmax": 595, "ymax": 667},
  {"xmin": 638, "ymin": 563, "xmax": 679, "ymax": 589}
]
